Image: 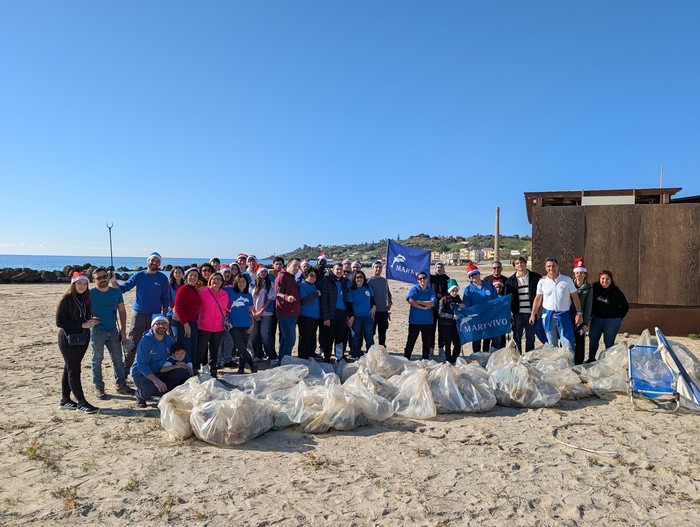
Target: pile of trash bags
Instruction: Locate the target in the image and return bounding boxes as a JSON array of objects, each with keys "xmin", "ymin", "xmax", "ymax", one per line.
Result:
[{"xmin": 159, "ymin": 334, "xmax": 665, "ymax": 446}]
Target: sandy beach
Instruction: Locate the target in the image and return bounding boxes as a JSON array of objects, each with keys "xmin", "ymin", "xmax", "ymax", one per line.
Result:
[{"xmin": 1, "ymin": 266, "xmax": 699, "ymax": 526}]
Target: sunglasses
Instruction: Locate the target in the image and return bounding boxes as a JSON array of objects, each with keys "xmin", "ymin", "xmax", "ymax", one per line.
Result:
[{"xmin": 95, "ymin": 275, "xmax": 109, "ymax": 280}]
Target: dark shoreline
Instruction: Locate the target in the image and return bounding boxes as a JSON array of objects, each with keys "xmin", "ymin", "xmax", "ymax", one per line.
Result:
[{"xmin": 0, "ymin": 263, "xmax": 186, "ymax": 284}]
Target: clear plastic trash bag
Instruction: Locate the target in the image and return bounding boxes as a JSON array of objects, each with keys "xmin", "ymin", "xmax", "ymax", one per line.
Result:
[
  {"xmin": 190, "ymin": 390, "xmax": 273, "ymax": 446},
  {"xmin": 488, "ymin": 361, "xmax": 562, "ymax": 408},
  {"xmin": 388, "ymin": 368, "xmax": 437, "ymax": 419}
]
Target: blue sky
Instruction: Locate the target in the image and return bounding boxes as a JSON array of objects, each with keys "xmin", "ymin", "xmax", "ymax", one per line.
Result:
[{"xmin": 1, "ymin": 1, "xmax": 698, "ymax": 259}]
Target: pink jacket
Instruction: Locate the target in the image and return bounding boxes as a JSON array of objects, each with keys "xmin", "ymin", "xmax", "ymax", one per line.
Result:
[{"xmin": 198, "ymin": 286, "xmax": 229, "ymax": 332}]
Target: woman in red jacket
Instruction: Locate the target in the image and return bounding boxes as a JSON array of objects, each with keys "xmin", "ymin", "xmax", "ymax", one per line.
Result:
[{"xmin": 173, "ymin": 267, "xmax": 202, "ymax": 367}]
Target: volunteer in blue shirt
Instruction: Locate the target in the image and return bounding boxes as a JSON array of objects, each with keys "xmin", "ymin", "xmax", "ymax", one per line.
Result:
[
  {"xmin": 226, "ymin": 274, "xmax": 257, "ymax": 374},
  {"xmin": 298, "ymin": 267, "xmax": 321, "ymax": 359},
  {"xmin": 462, "ymin": 263, "xmax": 499, "ymax": 352},
  {"xmin": 347, "ymin": 270, "xmax": 376, "ymax": 359},
  {"xmin": 132, "ymin": 315, "xmax": 189, "ymax": 408},
  {"xmin": 110, "ymin": 251, "xmax": 170, "ymax": 374},
  {"xmin": 89, "ymin": 266, "xmax": 133, "ymax": 400},
  {"xmin": 403, "ymin": 271, "xmax": 437, "ymax": 360}
]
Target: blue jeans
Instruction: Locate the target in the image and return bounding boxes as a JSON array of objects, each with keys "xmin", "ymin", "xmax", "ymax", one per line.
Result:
[
  {"xmin": 542, "ymin": 309, "xmax": 575, "ymax": 354},
  {"xmin": 251, "ymin": 316, "xmax": 276, "ymax": 360},
  {"xmin": 278, "ymin": 316, "xmax": 298, "ymax": 360},
  {"xmin": 174, "ymin": 321, "xmax": 198, "ymax": 364},
  {"xmin": 588, "ymin": 317, "xmax": 622, "ymax": 361},
  {"xmin": 351, "ymin": 315, "xmax": 374, "ymax": 358},
  {"xmin": 90, "ymin": 328, "xmax": 126, "ymax": 388}
]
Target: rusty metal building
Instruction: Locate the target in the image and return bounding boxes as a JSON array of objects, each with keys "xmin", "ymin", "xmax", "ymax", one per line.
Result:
[{"xmin": 524, "ymin": 188, "xmax": 700, "ymax": 336}]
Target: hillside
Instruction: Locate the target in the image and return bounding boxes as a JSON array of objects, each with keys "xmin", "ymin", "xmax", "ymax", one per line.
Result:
[{"xmin": 269, "ymin": 233, "xmax": 531, "ymax": 263}]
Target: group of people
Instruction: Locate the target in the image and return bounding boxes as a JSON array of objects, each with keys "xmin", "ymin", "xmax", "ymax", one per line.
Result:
[
  {"xmin": 55, "ymin": 252, "xmax": 394, "ymax": 412},
  {"xmin": 55, "ymin": 250, "xmax": 628, "ymax": 414},
  {"xmin": 402, "ymin": 256, "xmax": 629, "ymax": 366}
]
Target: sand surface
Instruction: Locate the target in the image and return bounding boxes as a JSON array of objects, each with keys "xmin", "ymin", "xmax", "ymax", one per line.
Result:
[{"xmin": 1, "ymin": 266, "xmax": 699, "ymax": 526}]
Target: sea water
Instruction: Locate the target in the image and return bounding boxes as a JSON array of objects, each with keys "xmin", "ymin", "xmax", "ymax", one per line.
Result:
[{"xmin": 0, "ymin": 255, "xmax": 273, "ymax": 272}]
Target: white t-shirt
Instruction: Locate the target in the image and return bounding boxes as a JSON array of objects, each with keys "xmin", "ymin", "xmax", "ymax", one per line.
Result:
[{"xmin": 536, "ymin": 274, "xmax": 577, "ymax": 312}]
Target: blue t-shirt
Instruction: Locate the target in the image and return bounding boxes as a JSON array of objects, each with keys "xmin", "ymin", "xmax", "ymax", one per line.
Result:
[
  {"xmin": 89, "ymin": 287, "xmax": 124, "ymax": 331},
  {"xmin": 348, "ymin": 285, "xmax": 374, "ymax": 317},
  {"xmin": 227, "ymin": 290, "xmax": 253, "ymax": 328},
  {"xmin": 462, "ymin": 281, "xmax": 498, "ymax": 307},
  {"xmin": 406, "ymin": 285, "xmax": 436, "ymax": 325},
  {"xmin": 299, "ymin": 281, "xmax": 320, "ymax": 319}
]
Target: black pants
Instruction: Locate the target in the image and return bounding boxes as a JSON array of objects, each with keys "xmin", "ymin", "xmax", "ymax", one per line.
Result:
[
  {"xmin": 134, "ymin": 368, "xmax": 191, "ymax": 400},
  {"xmin": 298, "ymin": 316, "xmax": 319, "ymax": 359},
  {"xmin": 431, "ymin": 309, "xmax": 444, "ymax": 349},
  {"xmin": 483, "ymin": 334, "xmax": 506, "ymax": 351},
  {"xmin": 321, "ymin": 310, "xmax": 347, "ymax": 361},
  {"xmin": 58, "ymin": 330, "xmax": 89, "ymax": 403},
  {"xmin": 230, "ymin": 327, "xmax": 255, "ymax": 372},
  {"xmin": 404, "ymin": 323, "xmax": 432, "ymax": 360},
  {"xmin": 196, "ymin": 330, "xmax": 224, "ymax": 376},
  {"xmin": 125, "ymin": 312, "xmax": 154, "ymax": 373},
  {"xmin": 373, "ymin": 311, "xmax": 389, "ymax": 346},
  {"xmin": 441, "ymin": 324, "xmax": 462, "ymax": 363},
  {"xmin": 573, "ymin": 324, "xmax": 586, "ymax": 365}
]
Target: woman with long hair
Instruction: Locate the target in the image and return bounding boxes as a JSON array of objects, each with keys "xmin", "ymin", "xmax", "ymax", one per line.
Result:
[
  {"xmin": 173, "ymin": 267, "xmax": 202, "ymax": 362},
  {"xmin": 587, "ymin": 270, "xmax": 629, "ymax": 362},
  {"xmin": 56, "ymin": 272, "xmax": 100, "ymax": 413},
  {"xmin": 196, "ymin": 272, "xmax": 229, "ymax": 377},
  {"xmin": 251, "ymin": 265, "xmax": 277, "ymax": 363}
]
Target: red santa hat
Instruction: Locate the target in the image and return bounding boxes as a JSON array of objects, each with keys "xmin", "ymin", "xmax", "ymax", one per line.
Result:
[
  {"xmin": 573, "ymin": 257, "xmax": 587, "ymax": 274},
  {"xmin": 255, "ymin": 264, "xmax": 268, "ymax": 276},
  {"xmin": 71, "ymin": 271, "xmax": 89, "ymax": 284},
  {"xmin": 467, "ymin": 263, "xmax": 480, "ymax": 277}
]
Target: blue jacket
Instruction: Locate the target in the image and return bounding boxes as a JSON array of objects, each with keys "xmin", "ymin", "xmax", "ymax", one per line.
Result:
[{"xmin": 131, "ymin": 329, "xmax": 176, "ymax": 381}]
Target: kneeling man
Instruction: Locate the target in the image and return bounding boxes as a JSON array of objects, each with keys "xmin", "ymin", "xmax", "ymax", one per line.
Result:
[{"xmin": 132, "ymin": 315, "xmax": 191, "ymax": 408}]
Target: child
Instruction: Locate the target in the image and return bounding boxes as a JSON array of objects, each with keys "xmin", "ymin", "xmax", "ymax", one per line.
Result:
[
  {"xmin": 160, "ymin": 342, "xmax": 194, "ymax": 377},
  {"xmin": 226, "ymin": 274, "xmax": 257, "ymax": 374},
  {"xmin": 438, "ymin": 279, "xmax": 465, "ymax": 364}
]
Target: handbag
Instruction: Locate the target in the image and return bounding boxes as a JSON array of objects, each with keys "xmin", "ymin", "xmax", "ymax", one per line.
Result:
[
  {"xmin": 209, "ymin": 288, "xmax": 232, "ymax": 331},
  {"xmin": 67, "ymin": 330, "xmax": 90, "ymax": 346}
]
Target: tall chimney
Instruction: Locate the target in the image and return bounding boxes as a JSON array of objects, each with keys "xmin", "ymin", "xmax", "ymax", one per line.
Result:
[{"xmin": 494, "ymin": 207, "xmax": 500, "ymax": 262}]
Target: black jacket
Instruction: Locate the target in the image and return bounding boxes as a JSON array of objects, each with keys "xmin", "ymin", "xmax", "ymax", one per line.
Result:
[
  {"xmin": 438, "ymin": 294, "xmax": 463, "ymax": 326},
  {"xmin": 591, "ymin": 283, "xmax": 629, "ymax": 319},
  {"xmin": 430, "ymin": 273, "xmax": 450, "ymax": 311},
  {"xmin": 505, "ymin": 270, "xmax": 542, "ymax": 316},
  {"xmin": 319, "ymin": 274, "xmax": 349, "ymax": 322}
]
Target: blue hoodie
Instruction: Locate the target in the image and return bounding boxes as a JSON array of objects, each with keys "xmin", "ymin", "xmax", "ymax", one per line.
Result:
[{"xmin": 131, "ymin": 328, "xmax": 175, "ymax": 381}]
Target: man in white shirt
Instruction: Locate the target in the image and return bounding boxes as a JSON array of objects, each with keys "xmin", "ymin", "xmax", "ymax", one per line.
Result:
[{"xmin": 530, "ymin": 257, "xmax": 583, "ymax": 353}]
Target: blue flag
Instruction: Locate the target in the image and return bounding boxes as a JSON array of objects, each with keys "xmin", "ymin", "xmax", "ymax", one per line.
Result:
[
  {"xmin": 456, "ymin": 294, "xmax": 512, "ymax": 344},
  {"xmin": 385, "ymin": 239, "xmax": 431, "ymax": 284}
]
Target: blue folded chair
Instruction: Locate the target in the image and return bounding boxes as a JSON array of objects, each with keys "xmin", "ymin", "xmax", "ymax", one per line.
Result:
[{"xmin": 627, "ymin": 343, "xmax": 680, "ymax": 413}]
